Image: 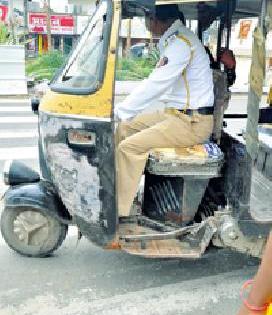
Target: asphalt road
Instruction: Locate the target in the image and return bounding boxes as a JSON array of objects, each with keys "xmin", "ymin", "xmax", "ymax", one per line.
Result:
[
  {"xmin": 0, "ymin": 95, "xmax": 266, "ymax": 315},
  {"xmin": 0, "ymin": 234, "xmax": 259, "ymax": 315}
]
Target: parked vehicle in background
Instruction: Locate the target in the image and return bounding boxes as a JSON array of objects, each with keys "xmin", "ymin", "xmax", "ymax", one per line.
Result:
[{"xmin": 130, "ymin": 43, "xmax": 148, "ymax": 58}]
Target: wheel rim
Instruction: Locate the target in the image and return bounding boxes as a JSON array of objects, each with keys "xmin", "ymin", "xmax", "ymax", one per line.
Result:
[{"xmin": 13, "ymin": 211, "xmax": 50, "ymax": 246}]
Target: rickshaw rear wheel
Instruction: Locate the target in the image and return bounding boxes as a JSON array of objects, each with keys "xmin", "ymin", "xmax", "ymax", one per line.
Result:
[{"xmin": 1, "ymin": 206, "xmax": 68, "ymax": 257}]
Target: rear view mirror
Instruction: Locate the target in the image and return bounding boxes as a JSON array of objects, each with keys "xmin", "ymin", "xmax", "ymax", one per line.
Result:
[{"xmin": 31, "ymin": 98, "xmax": 40, "ymax": 114}]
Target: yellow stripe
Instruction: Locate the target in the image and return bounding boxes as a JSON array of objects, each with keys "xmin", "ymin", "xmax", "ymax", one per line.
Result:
[
  {"xmin": 182, "ymin": 69, "xmax": 190, "ymax": 111},
  {"xmin": 176, "ymin": 34, "xmax": 191, "ymax": 47},
  {"xmin": 176, "ymin": 34, "xmax": 194, "ymax": 112}
]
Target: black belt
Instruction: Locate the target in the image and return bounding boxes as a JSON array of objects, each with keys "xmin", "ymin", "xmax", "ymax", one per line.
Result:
[{"xmin": 179, "ymin": 107, "xmax": 214, "ymax": 116}]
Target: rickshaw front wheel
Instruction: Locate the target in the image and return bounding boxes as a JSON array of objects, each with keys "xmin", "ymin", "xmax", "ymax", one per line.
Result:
[{"xmin": 1, "ymin": 206, "xmax": 68, "ymax": 257}]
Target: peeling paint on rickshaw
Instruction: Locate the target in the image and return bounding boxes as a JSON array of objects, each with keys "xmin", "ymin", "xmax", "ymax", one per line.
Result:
[
  {"xmin": 39, "ymin": 113, "xmax": 103, "ymax": 224},
  {"xmin": 47, "ymin": 144, "xmax": 101, "ymax": 223}
]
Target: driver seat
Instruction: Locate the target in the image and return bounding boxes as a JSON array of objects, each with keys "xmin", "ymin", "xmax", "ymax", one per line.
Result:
[{"xmin": 143, "ymin": 70, "xmax": 229, "ymax": 222}]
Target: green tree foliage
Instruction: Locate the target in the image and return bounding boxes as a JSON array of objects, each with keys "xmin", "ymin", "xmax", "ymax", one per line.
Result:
[
  {"xmin": 26, "ymin": 48, "xmax": 159, "ymax": 82},
  {"xmin": 116, "ymin": 49, "xmax": 159, "ymax": 81},
  {"xmin": 0, "ymin": 21, "xmax": 29, "ymax": 45},
  {"xmin": 0, "ymin": 22, "xmax": 10, "ymax": 44},
  {"xmin": 26, "ymin": 51, "xmax": 65, "ymax": 81}
]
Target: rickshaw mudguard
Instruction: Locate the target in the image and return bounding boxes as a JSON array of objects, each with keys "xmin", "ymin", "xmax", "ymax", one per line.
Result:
[{"xmin": 3, "ymin": 180, "xmax": 71, "ymax": 222}]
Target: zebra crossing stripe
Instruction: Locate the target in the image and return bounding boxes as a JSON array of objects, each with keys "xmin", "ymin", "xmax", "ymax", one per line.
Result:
[
  {"xmin": 0, "ymin": 147, "xmax": 39, "ymax": 160},
  {"xmin": 0, "ymin": 98, "xmax": 30, "ymax": 103},
  {"xmin": 0, "ymin": 107, "xmax": 32, "ymax": 112},
  {"xmin": 0, "ymin": 117, "xmax": 38, "ymax": 123},
  {"xmin": 0, "ymin": 131, "xmax": 38, "ymax": 139}
]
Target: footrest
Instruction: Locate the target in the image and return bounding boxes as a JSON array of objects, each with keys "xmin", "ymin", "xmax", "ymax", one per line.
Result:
[{"xmin": 119, "ymin": 218, "xmax": 217, "ymax": 258}]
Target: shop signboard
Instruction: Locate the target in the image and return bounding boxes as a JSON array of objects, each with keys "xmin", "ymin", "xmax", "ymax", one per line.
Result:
[
  {"xmin": 28, "ymin": 13, "xmax": 75, "ymax": 35},
  {"xmin": 0, "ymin": 5, "xmax": 8, "ymax": 22}
]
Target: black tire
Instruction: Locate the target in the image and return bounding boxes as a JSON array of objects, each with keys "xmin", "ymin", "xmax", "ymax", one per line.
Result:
[{"xmin": 1, "ymin": 206, "xmax": 68, "ymax": 257}]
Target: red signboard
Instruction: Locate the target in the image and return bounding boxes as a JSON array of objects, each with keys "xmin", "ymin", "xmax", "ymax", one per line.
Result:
[
  {"xmin": 0, "ymin": 5, "xmax": 8, "ymax": 22},
  {"xmin": 28, "ymin": 13, "xmax": 74, "ymax": 35}
]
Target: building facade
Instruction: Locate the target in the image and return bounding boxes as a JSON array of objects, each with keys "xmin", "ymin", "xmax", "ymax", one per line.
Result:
[{"xmin": 26, "ymin": 0, "xmax": 97, "ymax": 56}]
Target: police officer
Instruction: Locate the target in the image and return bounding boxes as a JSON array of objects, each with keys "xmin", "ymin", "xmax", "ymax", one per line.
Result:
[{"xmin": 115, "ymin": 4, "xmax": 214, "ymax": 217}]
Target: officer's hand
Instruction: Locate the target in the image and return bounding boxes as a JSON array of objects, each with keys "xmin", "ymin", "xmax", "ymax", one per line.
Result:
[{"xmin": 218, "ymin": 48, "xmax": 236, "ymax": 69}]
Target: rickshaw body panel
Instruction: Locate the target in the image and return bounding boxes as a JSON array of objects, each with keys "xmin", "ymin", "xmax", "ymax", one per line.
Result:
[
  {"xmin": 38, "ymin": 0, "xmax": 120, "ymax": 246},
  {"xmin": 38, "ymin": 113, "xmax": 116, "ymax": 244}
]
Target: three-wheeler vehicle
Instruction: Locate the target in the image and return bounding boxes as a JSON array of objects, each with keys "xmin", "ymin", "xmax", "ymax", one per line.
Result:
[{"xmin": 1, "ymin": 0, "xmax": 272, "ymax": 258}]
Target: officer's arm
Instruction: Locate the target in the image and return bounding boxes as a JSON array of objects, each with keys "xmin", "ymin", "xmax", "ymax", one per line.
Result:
[{"xmin": 115, "ymin": 39, "xmax": 191, "ymax": 121}]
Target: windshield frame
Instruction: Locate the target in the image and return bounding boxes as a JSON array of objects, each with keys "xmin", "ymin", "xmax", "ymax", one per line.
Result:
[{"xmin": 50, "ymin": 0, "xmax": 113, "ymax": 96}]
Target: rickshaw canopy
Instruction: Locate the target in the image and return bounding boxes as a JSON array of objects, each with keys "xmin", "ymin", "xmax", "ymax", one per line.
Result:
[{"xmin": 123, "ymin": 0, "xmax": 263, "ymax": 19}]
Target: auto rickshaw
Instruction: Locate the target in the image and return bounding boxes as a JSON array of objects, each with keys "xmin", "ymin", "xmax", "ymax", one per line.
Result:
[{"xmin": 1, "ymin": 0, "xmax": 272, "ymax": 258}]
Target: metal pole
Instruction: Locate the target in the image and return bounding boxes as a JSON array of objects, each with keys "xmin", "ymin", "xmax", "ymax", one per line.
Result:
[
  {"xmin": 45, "ymin": 0, "xmax": 52, "ymax": 51},
  {"xmin": 260, "ymin": 0, "xmax": 268, "ymax": 34},
  {"xmin": 226, "ymin": 0, "xmax": 233, "ymax": 49},
  {"xmin": 216, "ymin": 15, "xmax": 225, "ymax": 62},
  {"xmin": 126, "ymin": 19, "xmax": 132, "ymax": 57},
  {"xmin": 245, "ymin": 0, "xmax": 268, "ymax": 160},
  {"xmin": 197, "ymin": 3, "xmax": 203, "ymax": 42},
  {"xmin": 8, "ymin": 0, "xmax": 15, "ymax": 44},
  {"xmin": 24, "ymin": 0, "xmax": 28, "ymax": 35},
  {"xmin": 198, "ymin": 21, "xmax": 203, "ymax": 42},
  {"xmin": 23, "ymin": 0, "xmax": 29, "ymax": 57}
]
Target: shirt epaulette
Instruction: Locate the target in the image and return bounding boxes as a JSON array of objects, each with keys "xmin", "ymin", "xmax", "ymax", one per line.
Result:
[{"xmin": 163, "ymin": 33, "xmax": 177, "ymax": 48}]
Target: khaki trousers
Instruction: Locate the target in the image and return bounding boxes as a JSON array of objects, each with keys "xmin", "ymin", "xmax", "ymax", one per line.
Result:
[{"xmin": 116, "ymin": 110, "xmax": 214, "ymax": 217}]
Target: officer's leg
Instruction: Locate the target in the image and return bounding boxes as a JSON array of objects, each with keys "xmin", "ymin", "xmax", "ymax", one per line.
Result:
[
  {"xmin": 117, "ymin": 113, "xmax": 213, "ymax": 217},
  {"xmin": 115, "ymin": 110, "xmax": 167, "ymax": 145}
]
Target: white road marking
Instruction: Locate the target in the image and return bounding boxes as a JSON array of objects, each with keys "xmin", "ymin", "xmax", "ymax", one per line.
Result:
[
  {"xmin": 0, "ymin": 131, "xmax": 38, "ymax": 139},
  {"xmin": 0, "ymin": 107, "xmax": 31, "ymax": 112},
  {"xmin": 0, "ymin": 117, "xmax": 38, "ymax": 123},
  {"xmin": 0, "ymin": 147, "xmax": 38, "ymax": 160},
  {"xmin": 0, "ymin": 99, "xmax": 30, "ymax": 104}
]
